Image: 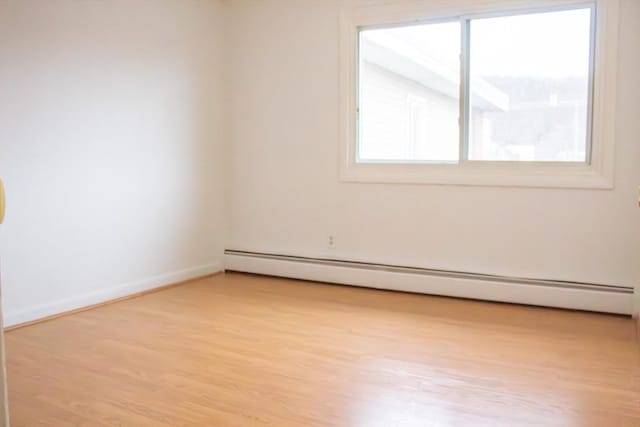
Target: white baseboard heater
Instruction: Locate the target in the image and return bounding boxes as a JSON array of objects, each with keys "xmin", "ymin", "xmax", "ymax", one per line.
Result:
[{"xmin": 224, "ymin": 250, "xmax": 634, "ymax": 315}]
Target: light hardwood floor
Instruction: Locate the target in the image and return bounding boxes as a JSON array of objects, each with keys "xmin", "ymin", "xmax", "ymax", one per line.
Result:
[{"xmin": 6, "ymin": 273, "xmax": 640, "ymax": 426}]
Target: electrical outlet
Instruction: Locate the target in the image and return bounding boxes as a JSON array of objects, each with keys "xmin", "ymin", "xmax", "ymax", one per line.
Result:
[{"xmin": 327, "ymin": 235, "xmax": 336, "ymax": 249}]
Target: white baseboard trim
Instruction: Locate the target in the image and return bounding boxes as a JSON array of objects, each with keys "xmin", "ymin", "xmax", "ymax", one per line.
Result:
[
  {"xmin": 225, "ymin": 251, "xmax": 633, "ymax": 315},
  {"xmin": 4, "ymin": 261, "xmax": 223, "ymax": 328}
]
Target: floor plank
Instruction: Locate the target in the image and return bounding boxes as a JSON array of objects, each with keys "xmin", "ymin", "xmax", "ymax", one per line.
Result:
[{"xmin": 6, "ymin": 272, "xmax": 640, "ymax": 426}]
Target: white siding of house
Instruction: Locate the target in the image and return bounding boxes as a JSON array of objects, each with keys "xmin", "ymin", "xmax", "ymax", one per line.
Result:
[{"xmin": 360, "ymin": 62, "xmax": 459, "ymax": 162}]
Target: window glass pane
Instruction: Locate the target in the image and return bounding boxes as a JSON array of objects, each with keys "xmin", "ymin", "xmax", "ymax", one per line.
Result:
[
  {"xmin": 358, "ymin": 21, "xmax": 460, "ymax": 163},
  {"xmin": 468, "ymin": 8, "xmax": 592, "ymax": 162}
]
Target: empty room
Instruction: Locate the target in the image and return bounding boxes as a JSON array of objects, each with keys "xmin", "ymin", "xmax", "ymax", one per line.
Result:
[{"xmin": 0, "ymin": 0, "xmax": 639, "ymax": 425}]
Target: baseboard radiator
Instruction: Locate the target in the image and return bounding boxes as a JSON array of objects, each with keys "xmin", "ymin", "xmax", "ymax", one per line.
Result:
[{"xmin": 224, "ymin": 250, "xmax": 634, "ymax": 315}]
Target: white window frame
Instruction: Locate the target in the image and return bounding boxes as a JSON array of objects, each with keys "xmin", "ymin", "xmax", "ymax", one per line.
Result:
[{"xmin": 339, "ymin": 0, "xmax": 619, "ymax": 188}]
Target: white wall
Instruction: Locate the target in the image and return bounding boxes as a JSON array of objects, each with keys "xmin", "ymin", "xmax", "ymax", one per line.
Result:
[
  {"xmin": 0, "ymin": 0, "xmax": 227, "ymax": 326},
  {"xmin": 227, "ymin": 0, "xmax": 640, "ymax": 288}
]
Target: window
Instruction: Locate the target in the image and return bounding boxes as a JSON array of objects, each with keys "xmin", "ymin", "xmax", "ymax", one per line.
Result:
[
  {"xmin": 467, "ymin": 9, "xmax": 592, "ymax": 162},
  {"xmin": 359, "ymin": 21, "xmax": 461, "ymax": 163},
  {"xmin": 341, "ymin": 0, "xmax": 619, "ymax": 188}
]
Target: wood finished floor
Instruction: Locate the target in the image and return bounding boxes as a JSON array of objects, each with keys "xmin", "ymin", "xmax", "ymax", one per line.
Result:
[{"xmin": 6, "ymin": 273, "xmax": 640, "ymax": 426}]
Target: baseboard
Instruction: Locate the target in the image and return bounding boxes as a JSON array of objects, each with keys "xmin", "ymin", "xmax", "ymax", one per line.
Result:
[
  {"xmin": 224, "ymin": 250, "xmax": 633, "ymax": 315},
  {"xmin": 3, "ymin": 261, "xmax": 223, "ymax": 328}
]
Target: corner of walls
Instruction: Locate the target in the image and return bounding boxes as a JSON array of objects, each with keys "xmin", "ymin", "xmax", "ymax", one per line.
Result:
[{"xmin": 220, "ymin": 0, "xmax": 232, "ymax": 259}]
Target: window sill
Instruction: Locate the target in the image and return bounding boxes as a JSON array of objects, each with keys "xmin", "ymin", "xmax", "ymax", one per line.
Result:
[{"xmin": 339, "ymin": 161, "xmax": 614, "ymax": 189}]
